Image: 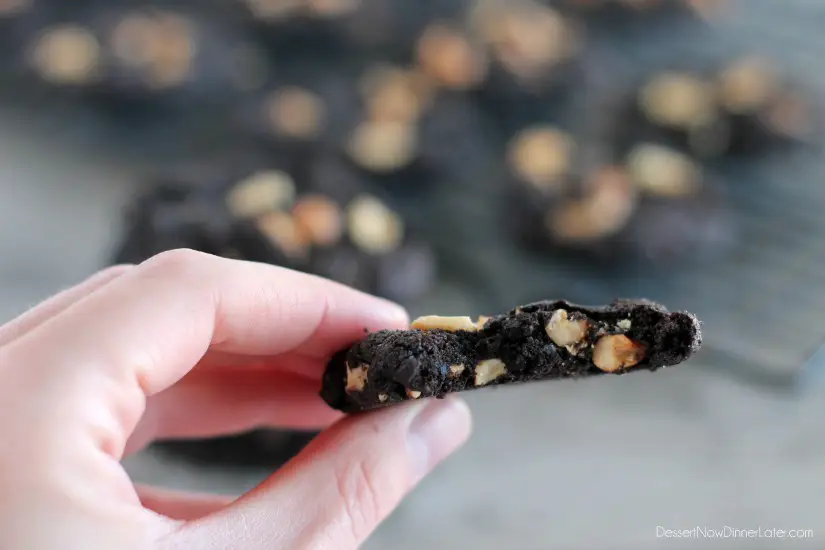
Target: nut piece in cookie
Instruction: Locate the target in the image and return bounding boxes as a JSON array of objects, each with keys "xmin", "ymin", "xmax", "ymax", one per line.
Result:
[
  {"xmin": 411, "ymin": 315, "xmax": 483, "ymax": 332},
  {"xmin": 592, "ymin": 335, "xmax": 648, "ymax": 372},
  {"xmin": 226, "ymin": 170, "xmax": 296, "ymax": 218},
  {"xmin": 360, "ymin": 65, "xmax": 433, "ymax": 124},
  {"xmin": 406, "ymin": 389, "xmax": 423, "ymax": 399},
  {"xmin": 345, "ymin": 363, "xmax": 369, "ymax": 393},
  {"xmin": 416, "ymin": 22, "xmax": 488, "ymax": 91},
  {"xmin": 346, "ymin": 195, "xmax": 404, "ymax": 255},
  {"xmin": 626, "ymin": 143, "xmax": 702, "ymax": 197},
  {"xmin": 545, "ymin": 309, "xmax": 589, "ymax": 353},
  {"xmin": 449, "ymin": 364, "xmax": 466, "ymax": 377},
  {"xmin": 255, "ymin": 211, "xmax": 310, "ymax": 260},
  {"xmin": 292, "ymin": 194, "xmax": 343, "ymax": 247},
  {"xmin": 639, "ymin": 71, "xmax": 717, "ymax": 129},
  {"xmin": 30, "ymin": 25, "xmax": 101, "ymax": 85},
  {"xmin": 549, "ymin": 166, "xmax": 637, "ymax": 243},
  {"xmin": 508, "ymin": 126, "xmax": 574, "ymax": 193},
  {"xmin": 718, "ymin": 56, "xmax": 778, "ymax": 114},
  {"xmin": 471, "ymin": 2, "xmax": 579, "ymax": 85},
  {"xmin": 346, "ymin": 120, "xmax": 418, "ymax": 173},
  {"xmin": 474, "ymin": 359, "xmax": 508, "ymax": 386},
  {"xmin": 266, "ymin": 86, "xmax": 326, "ymax": 140}
]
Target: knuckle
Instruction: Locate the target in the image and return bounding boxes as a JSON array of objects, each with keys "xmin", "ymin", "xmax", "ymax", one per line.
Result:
[
  {"xmin": 143, "ymin": 248, "xmax": 211, "ymax": 276},
  {"xmin": 333, "ymin": 455, "xmax": 386, "ymax": 545},
  {"xmin": 95, "ymin": 264, "xmax": 134, "ymax": 280},
  {"xmin": 103, "ymin": 263, "xmax": 136, "ymax": 274}
]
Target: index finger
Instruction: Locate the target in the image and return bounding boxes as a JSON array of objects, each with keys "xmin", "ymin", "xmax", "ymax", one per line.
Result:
[{"xmin": 2, "ymin": 249, "xmax": 408, "ymax": 454}]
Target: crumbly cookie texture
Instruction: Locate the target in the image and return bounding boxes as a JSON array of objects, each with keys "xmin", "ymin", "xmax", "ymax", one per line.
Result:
[{"xmin": 320, "ymin": 298, "xmax": 702, "ymax": 413}]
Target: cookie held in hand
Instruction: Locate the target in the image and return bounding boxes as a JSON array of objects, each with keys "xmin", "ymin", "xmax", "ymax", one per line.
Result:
[{"xmin": 320, "ymin": 299, "xmax": 701, "ymax": 413}]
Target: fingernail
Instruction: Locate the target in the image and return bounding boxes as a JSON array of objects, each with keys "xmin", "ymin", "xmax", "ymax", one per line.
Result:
[{"xmin": 406, "ymin": 397, "xmax": 472, "ymax": 482}]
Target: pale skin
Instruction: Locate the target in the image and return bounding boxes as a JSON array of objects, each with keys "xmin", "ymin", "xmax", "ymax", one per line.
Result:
[{"xmin": 0, "ymin": 249, "xmax": 473, "ymax": 550}]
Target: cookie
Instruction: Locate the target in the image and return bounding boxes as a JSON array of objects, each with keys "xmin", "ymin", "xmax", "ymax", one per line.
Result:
[
  {"xmin": 320, "ymin": 298, "xmax": 702, "ymax": 412},
  {"xmin": 617, "ymin": 58, "xmax": 819, "ymax": 161},
  {"xmin": 15, "ymin": 3, "xmax": 264, "ymax": 105},
  {"xmin": 714, "ymin": 55, "xmax": 821, "ymax": 156},
  {"xmin": 111, "ymin": 150, "xmax": 438, "ymax": 305},
  {"xmin": 507, "ymin": 126, "xmax": 738, "ymax": 266}
]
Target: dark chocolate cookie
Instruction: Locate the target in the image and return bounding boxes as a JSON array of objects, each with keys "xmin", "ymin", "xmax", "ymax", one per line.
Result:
[
  {"xmin": 320, "ymin": 298, "xmax": 702, "ymax": 412},
  {"xmin": 112, "ymin": 149, "xmax": 438, "ymax": 305},
  {"xmin": 614, "ymin": 57, "xmax": 820, "ymax": 162},
  {"xmin": 508, "ymin": 128, "xmax": 738, "ymax": 267}
]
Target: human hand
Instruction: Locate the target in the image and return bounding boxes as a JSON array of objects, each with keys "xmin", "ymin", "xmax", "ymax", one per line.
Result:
[{"xmin": 0, "ymin": 249, "xmax": 472, "ymax": 550}]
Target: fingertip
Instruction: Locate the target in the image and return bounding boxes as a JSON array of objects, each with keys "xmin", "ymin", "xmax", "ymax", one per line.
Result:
[
  {"xmin": 406, "ymin": 396, "xmax": 473, "ymax": 482},
  {"xmin": 375, "ymin": 298, "xmax": 410, "ymax": 329}
]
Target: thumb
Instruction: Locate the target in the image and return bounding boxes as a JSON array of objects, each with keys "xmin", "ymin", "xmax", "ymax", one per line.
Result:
[{"xmin": 164, "ymin": 397, "xmax": 472, "ymax": 550}]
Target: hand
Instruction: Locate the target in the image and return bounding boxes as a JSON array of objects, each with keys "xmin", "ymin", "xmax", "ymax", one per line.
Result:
[{"xmin": 0, "ymin": 249, "xmax": 472, "ymax": 550}]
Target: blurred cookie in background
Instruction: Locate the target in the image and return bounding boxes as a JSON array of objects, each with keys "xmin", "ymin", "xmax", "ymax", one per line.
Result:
[
  {"xmin": 231, "ymin": 60, "xmax": 362, "ymax": 152},
  {"xmin": 467, "ymin": 0, "xmax": 585, "ymax": 132},
  {"xmin": 15, "ymin": 3, "xmax": 266, "ymax": 104},
  {"xmin": 509, "ymin": 128, "xmax": 739, "ymax": 266},
  {"xmin": 615, "ymin": 57, "xmax": 821, "ymax": 163},
  {"xmin": 112, "ymin": 147, "xmax": 438, "ymax": 305},
  {"xmin": 714, "ymin": 55, "xmax": 822, "ymax": 157}
]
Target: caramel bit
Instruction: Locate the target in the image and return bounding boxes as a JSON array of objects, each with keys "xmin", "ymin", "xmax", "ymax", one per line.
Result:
[
  {"xmin": 474, "ymin": 359, "xmax": 508, "ymax": 386},
  {"xmin": 406, "ymin": 389, "xmax": 423, "ymax": 399},
  {"xmin": 639, "ymin": 72, "xmax": 718, "ymax": 129},
  {"xmin": 346, "ymin": 195, "xmax": 405, "ymax": 255},
  {"xmin": 255, "ymin": 211, "xmax": 310, "ymax": 260},
  {"xmin": 549, "ymin": 166, "xmax": 637, "ymax": 242},
  {"xmin": 110, "ymin": 12, "xmax": 196, "ymax": 89},
  {"xmin": 545, "ymin": 309, "xmax": 589, "ymax": 353},
  {"xmin": 31, "ymin": 25, "xmax": 100, "ymax": 85},
  {"xmin": 411, "ymin": 315, "xmax": 490, "ymax": 332},
  {"xmin": 347, "ymin": 120, "xmax": 418, "ymax": 173},
  {"xmin": 592, "ymin": 335, "xmax": 648, "ymax": 373},
  {"xmin": 508, "ymin": 127, "xmax": 574, "ymax": 192},
  {"xmin": 345, "ymin": 363, "xmax": 369, "ymax": 392},
  {"xmin": 449, "ymin": 364, "xmax": 466, "ymax": 377},
  {"xmin": 266, "ymin": 87, "xmax": 326, "ymax": 139},
  {"xmin": 361, "ymin": 65, "xmax": 433, "ymax": 123},
  {"xmin": 718, "ymin": 56, "xmax": 778, "ymax": 113},
  {"xmin": 226, "ymin": 170, "xmax": 296, "ymax": 218},
  {"xmin": 627, "ymin": 143, "xmax": 702, "ymax": 197},
  {"xmin": 292, "ymin": 194, "xmax": 343, "ymax": 247},
  {"xmin": 416, "ymin": 23, "xmax": 488, "ymax": 90}
]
